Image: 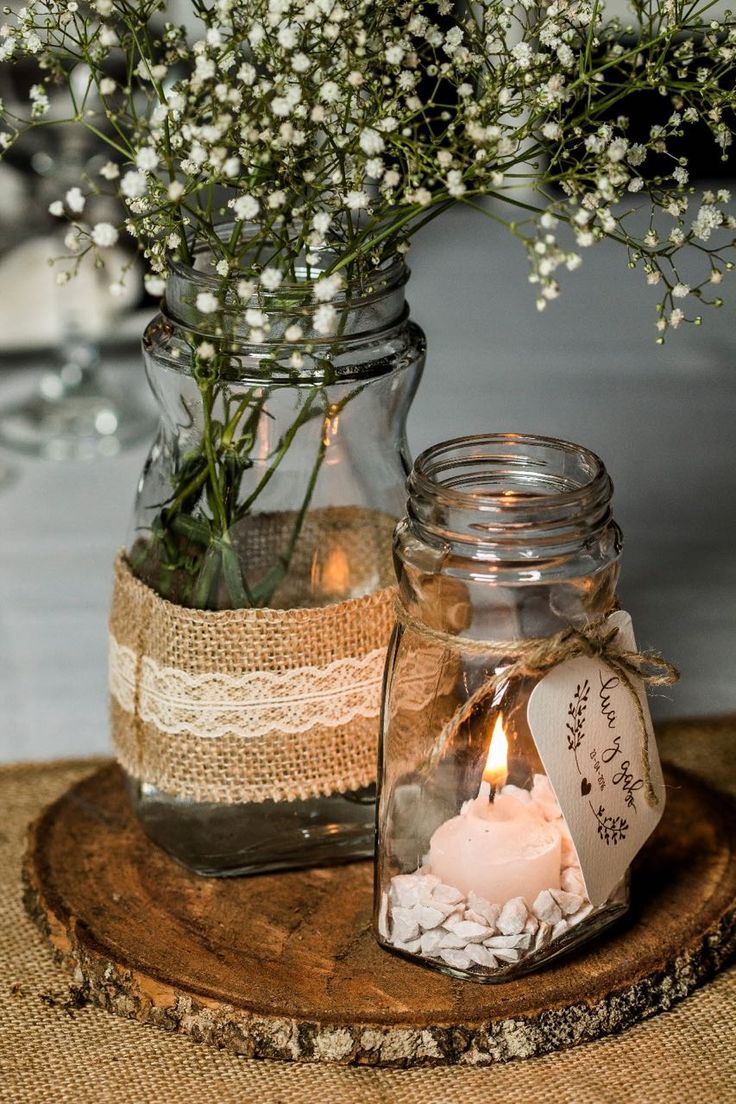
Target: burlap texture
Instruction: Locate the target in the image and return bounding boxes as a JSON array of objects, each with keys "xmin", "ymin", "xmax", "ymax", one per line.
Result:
[
  {"xmin": 2, "ymin": 716, "xmax": 735, "ymax": 1103},
  {"xmin": 110, "ymin": 554, "xmax": 396, "ymax": 803}
]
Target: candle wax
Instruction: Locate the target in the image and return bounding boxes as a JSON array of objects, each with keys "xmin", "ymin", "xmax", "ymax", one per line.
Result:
[{"xmin": 428, "ymin": 792, "xmax": 561, "ymax": 908}]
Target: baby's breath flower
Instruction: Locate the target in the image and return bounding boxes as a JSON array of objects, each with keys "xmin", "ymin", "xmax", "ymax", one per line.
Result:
[
  {"xmin": 91, "ymin": 222, "xmax": 119, "ymax": 248},
  {"xmin": 144, "ymin": 274, "xmax": 166, "ymax": 297},
  {"xmin": 260, "ymin": 267, "xmax": 283, "ymax": 290},
  {"xmin": 136, "ymin": 147, "xmax": 159, "ymax": 172},
  {"xmin": 314, "ymin": 274, "xmax": 344, "ymax": 302},
  {"xmin": 196, "ymin": 292, "xmax": 219, "ymax": 314},
  {"xmin": 314, "ymin": 303, "xmax": 338, "ymax": 335},
  {"xmin": 344, "ymin": 190, "xmax": 369, "ymax": 210},
  {"xmin": 65, "ymin": 187, "xmax": 85, "ymax": 213},
  {"xmin": 120, "ymin": 171, "xmax": 147, "ymax": 199}
]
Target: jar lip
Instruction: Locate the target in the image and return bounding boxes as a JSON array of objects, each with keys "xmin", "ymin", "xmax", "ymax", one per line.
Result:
[
  {"xmin": 166, "ymin": 250, "xmax": 409, "ymax": 312},
  {"xmin": 410, "ymin": 433, "xmax": 610, "ymax": 512}
]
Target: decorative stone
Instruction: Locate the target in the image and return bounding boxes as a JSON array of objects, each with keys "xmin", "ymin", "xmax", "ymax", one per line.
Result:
[
  {"xmin": 497, "ymin": 896, "xmax": 528, "ymax": 935},
  {"xmin": 467, "ymin": 892, "xmax": 501, "ymax": 929},
  {"xmin": 445, "ymin": 920, "xmax": 491, "ymax": 943},
  {"xmin": 465, "ymin": 908, "xmax": 491, "ymax": 926},
  {"xmin": 524, "ymin": 915, "xmax": 540, "ymax": 936},
  {"xmin": 417, "ymin": 905, "xmax": 445, "ymax": 930},
  {"xmin": 491, "ymin": 948, "xmax": 520, "ymax": 963},
  {"xmin": 561, "ymin": 867, "xmax": 585, "ymax": 896},
  {"xmin": 394, "ymin": 938, "xmax": 422, "ymax": 954},
  {"xmin": 390, "ymin": 873, "xmax": 438, "ymax": 908},
  {"xmin": 439, "ymin": 948, "xmax": 472, "ymax": 970},
  {"xmin": 419, "ymin": 929, "xmax": 444, "ymax": 956},
  {"xmin": 550, "ymin": 889, "xmax": 585, "ymax": 916},
  {"xmin": 432, "ymin": 884, "xmax": 465, "ymax": 905},
  {"xmin": 568, "ymin": 903, "xmax": 594, "ymax": 927},
  {"xmin": 391, "ymin": 909, "xmax": 420, "ymax": 944},
  {"xmin": 465, "ymin": 944, "xmax": 497, "ymax": 968},
  {"xmin": 485, "ymin": 933, "xmax": 532, "ymax": 951},
  {"xmin": 532, "ymin": 890, "xmax": 563, "ymax": 926},
  {"xmin": 439, "ymin": 931, "xmax": 468, "ymax": 949},
  {"xmin": 534, "ymin": 921, "xmax": 552, "ymax": 950},
  {"xmin": 551, "ymin": 920, "xmax": 569, "ymax": 941}
]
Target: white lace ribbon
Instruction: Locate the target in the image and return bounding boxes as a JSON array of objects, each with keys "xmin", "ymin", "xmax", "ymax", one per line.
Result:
[{"xmin": 109, "ymin": 634, "xmax": 387, "ymax": 740}]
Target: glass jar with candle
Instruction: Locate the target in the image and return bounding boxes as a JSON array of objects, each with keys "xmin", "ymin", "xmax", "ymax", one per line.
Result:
[{"xmin": 374, "ymin": 433, "xmax": 628, "ymax": 980}]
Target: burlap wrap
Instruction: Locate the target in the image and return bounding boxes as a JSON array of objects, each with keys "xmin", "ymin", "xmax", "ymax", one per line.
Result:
[{"xmin": 109, "ymin": 553, "xmax": 397, "ymax": 805}]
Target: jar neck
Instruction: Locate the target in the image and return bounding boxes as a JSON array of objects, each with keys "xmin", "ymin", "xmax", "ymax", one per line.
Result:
[
  {"xmin": 164, "ymin": 255, "xmax": 409, "ymax": 345},
  {"xmin": 407, "ymin": 434, "xmax": 617, "ymax": 567}
]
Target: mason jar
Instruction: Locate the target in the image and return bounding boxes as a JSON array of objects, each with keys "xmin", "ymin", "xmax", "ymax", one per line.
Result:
[
  {"xmin": 374, "ymin": 433, "xmax": 630, "ymax": 980},
  {"xmin": 111, "ymin": 251, "xmax": 425, "ymax": 875}
]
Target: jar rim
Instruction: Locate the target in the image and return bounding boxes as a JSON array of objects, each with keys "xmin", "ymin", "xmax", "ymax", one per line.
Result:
[
  {"xmin": 410, "ymin": 433, "xmax": 610, "ymax": 513},
  {"xmin": 166, "ymin": 243, "xmax": 409, "ymax": 312}
]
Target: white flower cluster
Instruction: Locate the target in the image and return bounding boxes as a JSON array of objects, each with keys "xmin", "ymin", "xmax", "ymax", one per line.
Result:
[{"xmin": 0, "ymin": 0, "xmax": 733, "ymax": 337}]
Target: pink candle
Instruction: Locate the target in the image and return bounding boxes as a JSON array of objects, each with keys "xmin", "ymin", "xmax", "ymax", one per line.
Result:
[{"xmin": 428, "ymin": 715, "xmax": 561, "ymax": 907}]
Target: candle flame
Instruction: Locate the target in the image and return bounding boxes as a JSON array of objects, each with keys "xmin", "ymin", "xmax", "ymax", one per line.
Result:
[{"xmin": 483, "ymin": 713, "xmax": 509, "ymax": 790}]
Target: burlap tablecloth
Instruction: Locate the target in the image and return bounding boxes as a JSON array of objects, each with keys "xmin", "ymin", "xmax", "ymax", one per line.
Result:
[{"xmin": 1, "ymin": 717, "xmax": 735, "ymax": 1104}]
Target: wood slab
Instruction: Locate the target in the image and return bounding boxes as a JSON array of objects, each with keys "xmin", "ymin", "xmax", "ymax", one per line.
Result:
[{"xmin": 23, "ymin": 762, "xmax": 736, "ymax": 1067}]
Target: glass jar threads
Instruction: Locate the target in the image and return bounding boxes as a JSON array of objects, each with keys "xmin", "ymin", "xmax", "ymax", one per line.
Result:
[{"xmin": 374, "ymin": 433, "xmax": 631, "ymax": 980}]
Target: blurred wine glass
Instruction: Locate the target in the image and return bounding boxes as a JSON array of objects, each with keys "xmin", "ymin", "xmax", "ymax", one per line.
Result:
[{"xmin": 0, "ymin": 63, "xmax": 155, "ymax": 460}]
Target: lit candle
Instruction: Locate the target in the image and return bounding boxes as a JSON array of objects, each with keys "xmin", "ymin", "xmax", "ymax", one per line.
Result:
[{"xmin": 428, "ymin": 714, "xmax": 561, "ymax": 907}]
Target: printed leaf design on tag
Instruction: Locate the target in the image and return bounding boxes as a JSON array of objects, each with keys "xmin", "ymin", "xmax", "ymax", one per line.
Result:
[{"xmin": 527, "ymin": 611, "xmax": 665, "ymax": 907}]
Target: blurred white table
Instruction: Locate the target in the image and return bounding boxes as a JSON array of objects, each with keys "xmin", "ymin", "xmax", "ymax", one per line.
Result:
[{"xmin": 1, "ymin": 208, "xmax": 735, "ymax": 762}]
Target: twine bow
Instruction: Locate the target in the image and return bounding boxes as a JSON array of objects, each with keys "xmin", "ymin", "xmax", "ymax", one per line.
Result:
[{"xmin": 396, "ymin": 601, "xmax": 680, "ymax": 806}]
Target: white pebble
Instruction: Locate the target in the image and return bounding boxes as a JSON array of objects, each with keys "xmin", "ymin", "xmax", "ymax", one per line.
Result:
[
  {"xmin": 485, "ymin": 933, "xmax": 531, "ymax": 951},
  {"xmin": 524, "ymin": 915, "xmax": 539, "ymax": 936},
  {"xmin": 568, "ymin": 903, "xmax": 594, "ymax": 927},
  {"xmin": 445, "ymin": 920, "xmax": 490, "ymax": 943},
  {"xmin": 432, "ymin": 883, "xmax": 465, "ymax": 905},
  {"xmin": 551, "ymin": 920, "xmax": 569, "ymax": 941},
  {"xmin": 440, "ymin": 931, "xmax": 468, "ymax": 949},
  {"xmin": 394, "ymin": 938, "xmax": 421, "ymax": 953},
  {"xmin": 465, "ymin": 944, "xmax": 497, "ymax": 968},
  {"xmin": 532, "ymin": 890, "xmax": 563, "ymax": 926},
  {"xmin": 497, "ymin": 896, "xmax": 528, "ymax": 935},
  {"xmin": 390, "ymin": 873, "xmax": 438, "ymax": 908},
  {"xmin": 491, "ymin": 948, "xmax": 520, "ymax": 963},
  {"xmin": 420, "ymin": 929, "xmax": 444, "ymax": 956},
  {"xmin": 439, "ymin": 948, "xmax": 471, "ymax": 970},
  {"xmin": 417, "ymin": 905, "xmax": 445, "ymax": 930},
  {"xmin": 443, "ymin": 906, "xmax": 465, "ymax": 927},
  {"xmin": 468, "ymin": 893, "xmax": 501, "ymax": 928},
  {"xmin": 465, "ymin": 908, "xmax": 491, "ymax": 926},
  {"xmin": 392, "ymin": 913, "xmax": 420, "ymax": 944},
  {"xmin": 535, "ymin": 921, "xmax": 552, "ymax": 950},
  {"xmin": 561, "ymin": 868, "xmax": 585, "ymax": 896},
  {"xmin": 550, "ymin": 889, "xmax": 585, "ymax": 916}
]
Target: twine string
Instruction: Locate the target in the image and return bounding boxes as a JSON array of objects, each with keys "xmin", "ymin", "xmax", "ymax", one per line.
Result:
[{"xmin": 396, "ymin": 600, "xmax": 679, "ymax": 806}]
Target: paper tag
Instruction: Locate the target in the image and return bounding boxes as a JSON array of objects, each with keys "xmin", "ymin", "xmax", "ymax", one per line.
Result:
[{"xmin": 527, "ymin": 611, "xmax": 665, "ymax": 906}]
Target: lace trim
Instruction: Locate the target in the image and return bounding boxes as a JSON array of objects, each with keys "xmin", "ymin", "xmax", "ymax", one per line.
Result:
[{"xmin": 109, "ymin": 635, "xmax": 387, "ymax": 740}]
